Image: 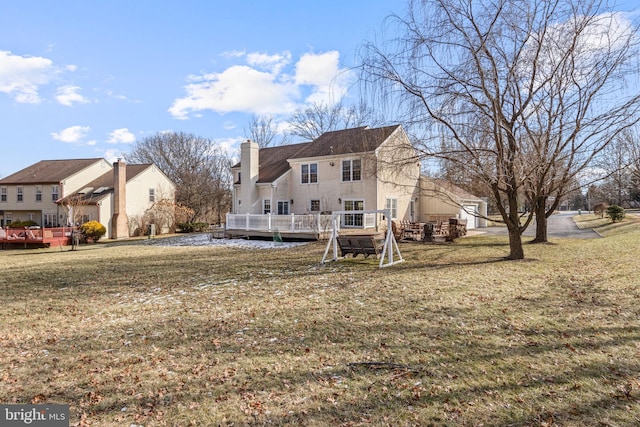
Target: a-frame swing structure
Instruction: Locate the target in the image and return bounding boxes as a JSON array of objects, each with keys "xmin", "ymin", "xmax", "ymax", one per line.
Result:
[{"xmin": 321, "ymin": 209, "xmax": 404, "ymax": 268}]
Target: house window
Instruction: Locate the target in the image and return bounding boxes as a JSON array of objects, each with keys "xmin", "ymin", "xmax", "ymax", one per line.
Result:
[
  {"xmin": 237, "ymin": 172, "xmax": 241, "ymax": 184},
  {"xmin": 5, "ymin": 212, "xmax": 12, "ymax": 225},
  {"xmin": 277, "ymin": 200, "xmax": 289, "ymax": 215},
  {"xmin": 343, "ymin": 199, "xmax": 364, "ymax": 227},
  {"xmin": 310, "ymin": 199, "xmax": 320, "ymax": 212},
  {"xmin": 0, "ymin": 187, "xmax": 6, "ymax": 202},
  {"xmin": 44, "ymin": 213, "xmax": 57, "ymax": 227},
  {"xmin": 301, "ymin": 163, "xmax": 318, "ymax": 184},
  {"xmin": 17, "ymin": 186, "xmax": 23, "ymax": 202},
  {"xmin": 51, "ymin": 185, "xmax": 59, "ymax": 202},
  {"xmin": 342, "ymin": 159, "xmax": 361, "ymax": 181},
  {"xmin": 36, "ymin": 186, "xmax": 42, "ymax": 202},
  {"xmin": 385, "ymin": 197, "xmax": 398, "ymax": 219},
  {"xmin": 263, "ymin": 199, "xmax": 271, "ymax": 214},
  {"xmin": 28, "ymin": 213, "xmax": 35, "ymax": 221},
  {"xmin": 149, "ymin": 188, "xmax": 155, "ymax": 202}
]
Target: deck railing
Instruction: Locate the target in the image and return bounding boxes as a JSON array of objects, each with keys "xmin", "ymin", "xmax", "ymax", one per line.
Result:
[
  {"xmin": 0, "ymin": 226, "xmax": 76, "ymax": 247},
  {"xmin": 226, "ymin": 213, "xmax": 337, "ymax": 234},
  {"xmin": 226, "ymin": 212, "xmax": 380, "ymax": 234}
]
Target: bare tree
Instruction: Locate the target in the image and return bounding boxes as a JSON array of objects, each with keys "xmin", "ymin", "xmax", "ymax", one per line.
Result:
[
  {"xmin": 362, "ymin": 0, "xmax": 640, "ymax": 258},
  {"xmin": 244, "ymin": 114, "xmax": 289, "ymax": 148},
  {"xmin": 288, "ymin": 101, "xmax": 384, "ymax": 141},
  {"xmin": 596, "ymin": 132, "xmax": 634, "ymax": 206},
  {"xmin": 125, "ymin": 132, "xmax": 232, "ymax": 223}
]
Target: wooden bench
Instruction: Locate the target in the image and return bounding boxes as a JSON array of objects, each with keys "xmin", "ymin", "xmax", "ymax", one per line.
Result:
[{"xmin": 336, "ymin": 235, "xmax": 384, "ymax": 258}]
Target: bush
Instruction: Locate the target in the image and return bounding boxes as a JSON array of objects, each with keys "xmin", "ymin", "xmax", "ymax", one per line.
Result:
[
  {"xmin": 176, "ymin": 222, "xmax": 210, "ymax": 233},
  {"xmin": 9, "ymin": 220, "xmax": 38, "ymax": 228},
  {"xmin": 605, "ymin": 205, "xmax": 625, "ymax": 223},
  {"xmin": 81, "ymin": 220, "xmax": 107, "ymax": 241}
]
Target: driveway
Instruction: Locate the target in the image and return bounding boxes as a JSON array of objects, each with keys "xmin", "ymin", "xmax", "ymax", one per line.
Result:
[{"xmin": 482, "ymin": 211, "xmax": 601, "ymax": 239}]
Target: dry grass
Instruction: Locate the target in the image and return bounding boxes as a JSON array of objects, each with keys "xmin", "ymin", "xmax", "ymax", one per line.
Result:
[{"xmin": 1, "ymin": 220, "xmax": 640, "ymax": 426}]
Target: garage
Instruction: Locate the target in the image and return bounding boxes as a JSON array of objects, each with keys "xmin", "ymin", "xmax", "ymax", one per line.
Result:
[{"xmin": 460, "ymin": 205, "xmax": 478, "ymax": 229}]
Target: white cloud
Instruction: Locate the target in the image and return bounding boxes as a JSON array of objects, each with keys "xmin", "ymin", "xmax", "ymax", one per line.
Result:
[
  {"xmin": 0, "ymin": 50, "xmax": 56, "ymax": 103},
  {"xmin": 169, "ymin": 50, "xmax": 353, "ymax": 120},
  {"xmin": 107, "ymin": 128, "xmax": 136, "ymax": 144},
  {"xmin": 56, "ymin": 85, "xmax": 90, "ymax": 107},
  {"xmin": 169, "ymin": 64, "xmax": 299, "ymax": 119},
  {"xmin": 102, "ymin": 148, "xmax": 125, "ymax": 164},
  {"xmin": 51, "ymin": 125, "xmax": 91, "ymax": 143},
  {"xmin": 246, "ymin": 51, "xmax": 292, "ymax": 74},
  {"xmin": 221, "ymin": 50, "xmax": 246, "ymax": 59},
  {"xmin": 295, "ymin": 51, "xmax": 351, "ymax": 104}
]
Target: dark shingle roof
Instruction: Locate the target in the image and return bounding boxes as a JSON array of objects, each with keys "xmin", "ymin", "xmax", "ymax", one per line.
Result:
[
  {"xmin": 289, "ymin": 125, "xmax": 400, "ymax": 159},
  {"xmin": 0, "ymin": 158, "xmax": 106, "ymax": 184},
  {"xmin": 234, "ymin": 125, "xmax": 401, "ymax": 184},
  {"xmin": 256, "ymin": 142, "xmax": 310, "ymax": 183}
]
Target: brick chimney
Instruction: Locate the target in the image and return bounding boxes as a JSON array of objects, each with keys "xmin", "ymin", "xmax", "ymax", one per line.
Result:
[{"xmin": 111, "ymin": 159, "xmax": 129, "ymax": 239}]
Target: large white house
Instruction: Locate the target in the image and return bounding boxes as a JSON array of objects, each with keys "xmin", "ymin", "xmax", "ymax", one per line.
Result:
[
  {"xmin": 0, "ymin": 158, "xmax": 175, "ymax": 239},
  {"xmin": 228, "ymin": 125, "xmax": 487, "ymax": 239}
]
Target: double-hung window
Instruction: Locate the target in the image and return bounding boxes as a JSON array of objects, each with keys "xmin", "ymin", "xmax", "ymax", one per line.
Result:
[
  {"xmin": 149, "ymin": 188, "xmax": 155, "ymax": 202},
  {"xmin": 342, "ymin": 159, "xmax": 361, "ymax": 181},
  {"xmin": 263, "ymin": 199, "xmax": 271, "ymax": 214},
  {"xmin": 51, "ymin": 185, "xmax": 59, "ymax": 202},
  {"xmin": 385, "ymin": 197, "xmax": 398, "ymax": 220},
  {"xmin": 36, "ymin": 186, "xmax": 42, "ymax": 202},
  {"xmin": 310, "ymin": 199, "xmax": 320, "ymax": 212},
  {"xmin": 0, "ymin": 187, "xmax": 6, "ymax": 202},
  {"xmin": 17, "ymin": 186, "xmax": 23, "ymax": 202},
  {"xmin": 301, "ymin": 163, "xmax": 318, "ymax": 184}
]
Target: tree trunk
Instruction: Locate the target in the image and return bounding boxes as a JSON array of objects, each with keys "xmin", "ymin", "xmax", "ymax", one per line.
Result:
[
  {"xmin": 504, "ymin": 190, "xmax": 526, "ymax": 260},
  {"xmin": 531, "ymin": 196, "xmax": 548, "ymax": 243},
  {"xmin": 506, "ymin": 224, "xmax": 525, "ymax": 260}
]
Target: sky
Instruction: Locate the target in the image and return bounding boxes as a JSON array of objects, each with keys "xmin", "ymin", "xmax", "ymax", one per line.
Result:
[
  {"xmin": 0, "ymin": 0, "xmax": 401, "ymax": 176},
  {"xmin": 2, "ymin": 1, "xmax": 639, "ymax": 178}
]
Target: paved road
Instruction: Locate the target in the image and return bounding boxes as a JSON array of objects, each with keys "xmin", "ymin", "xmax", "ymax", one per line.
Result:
[{"xmin": 482, "ymin": 211, "xmax": 601, "ymax": 239}]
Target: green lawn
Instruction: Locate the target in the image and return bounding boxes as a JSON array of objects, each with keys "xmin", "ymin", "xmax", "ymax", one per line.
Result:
[{"xmin": 1, "ymin": 215, "xmax": 639, "ymax": 426}]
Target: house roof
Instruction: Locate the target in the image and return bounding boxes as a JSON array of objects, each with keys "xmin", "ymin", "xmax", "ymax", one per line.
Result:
[
  {"xmin": 234, "ymin": 125, "xmax": 402, "ymax": 184},
  {"xmin": 57, "ymin": 164, "xmax": 152, "ymax": 204},
  {"xmin": 289, "ymin": 125, "xmax": 400, "ymax": 159},
  {"xmin": 0, "ymin": 158, "xmax": 106, "ymax": 185},
  {"xmin": 256, "ymin": 142, "xmax": 310, "ymax": 183},
  {"xmin": 427, "ymin": 177, "xmax": 484, "ymax": 202}
]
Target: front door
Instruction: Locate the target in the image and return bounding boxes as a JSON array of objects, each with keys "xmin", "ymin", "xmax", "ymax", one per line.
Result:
[{"xmin": 277, "ymin": 200, "xmax": 290, "ymax": 215}]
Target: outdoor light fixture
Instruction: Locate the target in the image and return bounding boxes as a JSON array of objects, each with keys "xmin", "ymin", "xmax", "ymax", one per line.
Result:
[
  {"xmin": 338, "ymin": 198, "xmax": 342, "ymax": 204},
  {"xmin": 290, "ymin": 199, "xmax": 294, "ymax": 205},
  {"xmin": 330, "ymin": 162, "xmax": 335, "ymax": 167}
]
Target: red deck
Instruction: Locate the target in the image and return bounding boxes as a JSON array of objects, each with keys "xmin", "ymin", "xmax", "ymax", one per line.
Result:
[{"xmin": 0, "ymin": 227, "xmax": 75, "ymax": 249}]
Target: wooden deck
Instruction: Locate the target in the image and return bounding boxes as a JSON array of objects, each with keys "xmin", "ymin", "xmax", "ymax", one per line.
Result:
[{"xmin": 0, "ymin": 227, "xmax": 74, "ymax": 249}]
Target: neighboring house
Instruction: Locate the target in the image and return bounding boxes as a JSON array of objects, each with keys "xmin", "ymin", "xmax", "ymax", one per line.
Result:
[
  {"xmin": 228, "ymin": 124, "xmax": 486, "ymax": 239},
  {"xmin": 419, "ymin": 177, "xmax": 488, "ymax": 229},
  {"xmin": 0, "ymin": 158, "xmax": 175, "ymax": 239}
]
